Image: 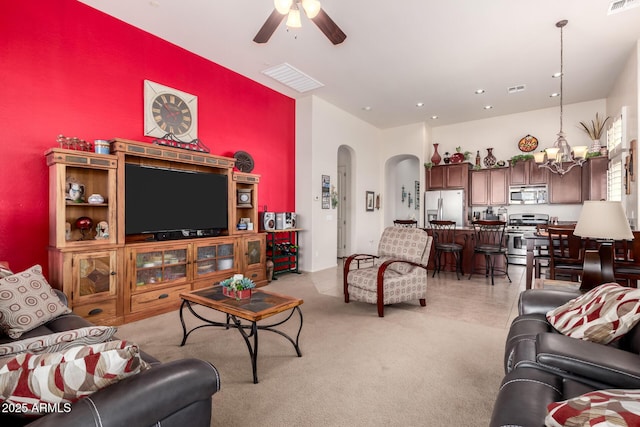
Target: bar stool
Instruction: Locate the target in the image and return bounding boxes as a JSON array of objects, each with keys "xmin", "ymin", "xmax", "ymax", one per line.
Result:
[
  {"xmin": 429, "ymin": 220, "xmax": 465, "ymax": 280},
  {"xmin": 468, "ymin": 220, "xmax": 510, "ymax": 286}
]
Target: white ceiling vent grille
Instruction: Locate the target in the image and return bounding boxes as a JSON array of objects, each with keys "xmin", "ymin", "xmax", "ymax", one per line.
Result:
[
  {"xmin": 608, "ymin": 0, "xmax": 640, "ymax": 15},
  {"xmin": 507, "ymin": 84, "xmax": 526, "ymax": 94},
  {"xmin": 261, "ymin": 63, "xmax": 324, "ymax": 93}
]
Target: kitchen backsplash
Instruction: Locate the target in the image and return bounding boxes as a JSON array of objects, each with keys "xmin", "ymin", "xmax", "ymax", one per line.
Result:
[{"xmin": 469, "ymin": 203, "xmax": 582, "ymax": 223}]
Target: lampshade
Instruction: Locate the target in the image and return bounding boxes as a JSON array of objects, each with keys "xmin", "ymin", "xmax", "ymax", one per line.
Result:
[
  {"xmin": 275, "ymin": 0, "xmax": 293, "ymax": 14},
  {"xmin": 286, "ymin": 7, "xmax": 302, "ymax": 28},
  {"xmin": 573, "ymin": 145, "xmax": 588, "ymax": 159},
  {"xmin": 301, "ymin": 0, "xmax": 321, "ymax": 18},
  {"xmin": 574, "ymin": 201, "xmax": 633, "ymax": 240}
]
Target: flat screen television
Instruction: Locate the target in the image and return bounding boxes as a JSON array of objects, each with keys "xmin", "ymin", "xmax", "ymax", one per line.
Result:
[{"xmin": 125, "ymin": 163, "xmax": 228, "ymax": 237}]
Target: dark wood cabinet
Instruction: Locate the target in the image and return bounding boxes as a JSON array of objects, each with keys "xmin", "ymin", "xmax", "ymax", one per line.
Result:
[
  {"xmin": 426, "ymin": 163, "xmax": 469, "ymax": 190},
  {"xmin": 510, "ymin": 160, "xmax": 548, "ymax": 186},
  {"xmin": 582, "ymin": 156, "xmax": 608, "ymax": 201},
  {"xmin": 470, "ymin": 168, "xmax": 509, "ymax": 206},
  {"xmin": 548, "ymin": 163, "xmax": 582, "ymax": 204}
]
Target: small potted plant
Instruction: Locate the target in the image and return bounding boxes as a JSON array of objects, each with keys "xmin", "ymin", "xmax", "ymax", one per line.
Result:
[{"xmin": 220, "ymin": 274, "xmax": 256, "ymax": 300}]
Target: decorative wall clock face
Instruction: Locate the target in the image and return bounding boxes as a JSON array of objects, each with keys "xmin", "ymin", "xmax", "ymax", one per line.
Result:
[{"xmin": 144, "ymin": 80, "xmax": 198, "ymax": 141}]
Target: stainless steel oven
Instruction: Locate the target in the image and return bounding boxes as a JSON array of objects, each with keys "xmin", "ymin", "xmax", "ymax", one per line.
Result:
[{"xmin": 506, "ymin": 213, "xmax": 549, "ymax": 265}]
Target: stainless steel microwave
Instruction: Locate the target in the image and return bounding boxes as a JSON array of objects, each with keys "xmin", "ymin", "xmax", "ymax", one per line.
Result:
[{"xmin": 508, "ymin": 185, "xmax": 548, "ymax": 205}]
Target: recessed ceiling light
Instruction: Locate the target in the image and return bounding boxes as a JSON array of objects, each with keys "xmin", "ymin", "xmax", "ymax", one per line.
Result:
[
  {"xmin": 550, "ymin": 92, "xmax": 560, "ymax": 97},
  {"xmin": 416, "ymin": 102, "xmax": 424, "ymax": 108},
  {"xmin": 552, "ymin": 72, "xmax": 562, "ymax": 78},
  {"xmin": 484, "ymin": 105, "xmax": 493, "ymax": 110},
  {"xmin": 475, "ymin": 89, "xmax": 485, "ymax": 95},
  {"xmin": 430, "ymin": 115, "xmax": 439, "ymax": 120},
  {"xmin": 362, "ymin": 106, "xmax": 372, "ymax": 111}
]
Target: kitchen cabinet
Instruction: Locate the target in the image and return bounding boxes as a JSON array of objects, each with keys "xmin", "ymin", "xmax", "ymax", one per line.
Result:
[
  {"xmin": 582, "ymin": 156, "xmax": 608, "ymax": 201},
  {"xmin": 509, "ymin": 160, "xmax": 548, "ymax": 185},
  {"xmin": 426, "ymin": 163, "xmax": 469, "ymax": 190},
  {"xmin": 548, "ymin": 163, "xmax": 582, "ymax": 204},
  {"xmin": 470, "ymin": 168, "xmax": 509, "ymax": 206}
]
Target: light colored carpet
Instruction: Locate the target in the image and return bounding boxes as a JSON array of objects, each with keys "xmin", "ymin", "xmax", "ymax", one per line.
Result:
[{"xmin": 117, "ymin": 273, "xmax": 508, "ymax": 426}]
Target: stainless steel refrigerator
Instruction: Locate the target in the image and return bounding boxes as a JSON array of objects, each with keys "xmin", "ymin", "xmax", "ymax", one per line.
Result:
[{"xmin": 424, "ymin": 189, "xmax": 465, "ymax": 227}]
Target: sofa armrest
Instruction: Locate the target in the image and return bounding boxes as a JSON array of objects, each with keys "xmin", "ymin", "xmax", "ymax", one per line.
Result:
[
  {"xmin": 53, "ymin": 289, "xmax": 68, "ymax": 307},
  {"xmin": 27, "ymin": 358, "xmax": 220, "ymax": 427},
  {"xmin": 536, "ymin": 333, "xmax": 640, "ymax": 388},
  {"xmin": 518, "ymin": 289, "xmax": 581, "ymax": 315}
]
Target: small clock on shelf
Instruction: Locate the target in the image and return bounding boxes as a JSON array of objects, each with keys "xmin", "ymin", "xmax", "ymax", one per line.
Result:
[{"xmin": 237, "ymin": 189, "xmax": 253, "ymax": 208}]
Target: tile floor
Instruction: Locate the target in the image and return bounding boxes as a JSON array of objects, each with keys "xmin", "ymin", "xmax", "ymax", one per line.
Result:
[{"xmin": 295, "ymin": 260, "xmax": 529, "ymax": 331}]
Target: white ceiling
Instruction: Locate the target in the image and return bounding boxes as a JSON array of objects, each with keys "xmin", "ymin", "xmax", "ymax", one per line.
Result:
[{"xmin": 78, "ymin": 0, "xmax": 640, "ymax": 129}]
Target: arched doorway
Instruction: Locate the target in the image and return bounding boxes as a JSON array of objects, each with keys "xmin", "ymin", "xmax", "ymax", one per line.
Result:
[{"xmin": 384, "ymin": 155, "xmax": 421, "ymax": 227}]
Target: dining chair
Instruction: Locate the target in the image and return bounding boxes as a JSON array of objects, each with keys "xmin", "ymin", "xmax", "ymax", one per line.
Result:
[
  {"xmin": 613, "ymin": 230, "xmax": 640, "ymax": 287},
  {"xmin": 393, "ymin": 219, "xmax": 418, "ymax": 228},
  {"xmin": 429, "ymin": 220, "xmax": 465, "ymax": 280},
  {"xmin": 547, "ymin": 225, "xmax": 584, "ymax": 282},
  {"xmin": 468, "ymin": 220, "xmax": 510, "ymax": 286}
]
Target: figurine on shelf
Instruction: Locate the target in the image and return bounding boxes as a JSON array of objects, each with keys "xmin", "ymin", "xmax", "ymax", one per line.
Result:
[
  {"xmin": 65, "ymin": 177, "xmax": 85, "ymax": 202},
  {"xmin": 95, "ymin": 221, "xmax": 109, "ymax": 240},
  {"xmin": 75, "ymin": 216, "xmax": 93, "ymax": 240}
]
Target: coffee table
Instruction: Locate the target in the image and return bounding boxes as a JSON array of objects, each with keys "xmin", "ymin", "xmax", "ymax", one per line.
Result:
[{"xmin": 179, "ymin": 286, "xmax": 304, "ymax": 383}]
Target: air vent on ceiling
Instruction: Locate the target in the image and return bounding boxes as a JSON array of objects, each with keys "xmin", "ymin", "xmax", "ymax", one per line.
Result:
[
  {"xmin": 261, "ymin": 63, "xmax": 324, "ymax": 93},
  {"xmin": 608, "ymin": 0, "xmax": 640, "ymax": 14},
  {"xmin": 507, "ymin": 84, "xmax": 526, "ymax": 94}
]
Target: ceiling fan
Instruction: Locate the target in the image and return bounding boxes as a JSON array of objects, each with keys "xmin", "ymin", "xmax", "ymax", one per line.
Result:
[{"xmin": 254, "ymin": 0, "xmax": 347, "ymax": 45}]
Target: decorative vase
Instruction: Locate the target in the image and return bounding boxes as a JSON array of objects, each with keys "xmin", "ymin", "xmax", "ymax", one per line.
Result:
[
  {"xmin": 589, "ymin": 139, "xmax": 602, "ymax": 154},
  {"xmin": 475, "ymin": 151, "xmax": 481, "ymax": 166},
  {"xmin": 222, "ymin": 287, "xmax": 252, "ymax": 300},
  {"xmin": 443, "ymin": 152, "xmax": 451, "ymax": 164},
  {"xmin": 431, "ymin": 144, "xmax": 442, "ymax": 165},
  {"xmin": 483, "ymin": 148, "xmax": 496, "ymax": 168},
  {"xmin": 266, "ymin": 259, "xmax": 274, "ymax": 282},
  {"xmin": 450, "ymin": 152, "xmax": 464, "ymax": 163}
]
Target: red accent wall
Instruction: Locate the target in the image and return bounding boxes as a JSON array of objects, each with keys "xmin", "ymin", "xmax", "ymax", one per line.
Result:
[{"xmin": 0, "ymin": 1, "xmax": 295, "ymax": 273}]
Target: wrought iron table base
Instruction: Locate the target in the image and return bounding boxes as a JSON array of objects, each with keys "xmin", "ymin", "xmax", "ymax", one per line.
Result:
[{"xmin": 179, "ymin": 300, "xmax": 303, "ymax": 384}]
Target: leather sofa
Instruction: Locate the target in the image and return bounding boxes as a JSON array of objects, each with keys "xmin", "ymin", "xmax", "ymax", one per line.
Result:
[
  {"xmin": 0, "ymin": 290, "xmax": 220, "ymax": 427},
  {"xmin": 490, "ymin": 287, "xmax": 640, "ymax": 426}
]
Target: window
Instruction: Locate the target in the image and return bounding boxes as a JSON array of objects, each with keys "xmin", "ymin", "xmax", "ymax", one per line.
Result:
[{"xmin": 608, "ymin": 158, "xmax": 623, "ymax": 201}]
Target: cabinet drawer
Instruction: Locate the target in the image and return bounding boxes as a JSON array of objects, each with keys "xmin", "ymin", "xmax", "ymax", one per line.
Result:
[
  {"xmin": 73, "ymin": 299, "xmax": 118, "ymax": 324},
  {"xmin": 244, "ymin": 266, "xmax": 266, "ymax": 283},
  {"xmin": 130, "ymin": 284, "xmax": 190, "ymax": 313}
]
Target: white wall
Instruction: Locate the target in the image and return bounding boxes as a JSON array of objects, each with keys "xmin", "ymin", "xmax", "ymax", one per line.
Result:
[
  {"xmin": 431, "ymin": 99, "xmax": 607, "ymax": 166},
  {"xmin": 296, "ymin": 96, "xmax": 383, "ymax": 272},
  {"xmin": 607, "ymin": 40, "xmax": 639, "ymax": 226}
]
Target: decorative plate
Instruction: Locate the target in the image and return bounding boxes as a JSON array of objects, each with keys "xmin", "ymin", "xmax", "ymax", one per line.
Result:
[
  {"xmin": 518, "ymin": 135, "xmax": 538, "ymax": 152},
  {"xmin": 233, "ymin": 151, "xmax": 254, "ymax": 173}
]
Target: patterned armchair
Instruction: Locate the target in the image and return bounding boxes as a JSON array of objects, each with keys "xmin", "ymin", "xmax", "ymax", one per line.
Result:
[{"xmin": 343, "ymin": 227, "xmax": 433, "ymax": 317}]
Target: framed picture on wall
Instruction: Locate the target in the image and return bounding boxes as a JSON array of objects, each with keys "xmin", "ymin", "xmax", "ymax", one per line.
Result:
[
  {"xmin": 414, "ymin": 181, "xmax": 420, "ymax": 210},
  {"xmin": 322, "ymin": 175, "xmax": 330, "ymax": 209},
  {"xmin": 366, "ymin": 191, "xmax": 375, "ymax": 212}
]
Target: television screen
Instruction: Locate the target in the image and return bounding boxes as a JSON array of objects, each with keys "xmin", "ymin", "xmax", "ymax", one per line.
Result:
[{"xmin": 125, "ymin": 163, "xmax": 228, "ymax": 235}]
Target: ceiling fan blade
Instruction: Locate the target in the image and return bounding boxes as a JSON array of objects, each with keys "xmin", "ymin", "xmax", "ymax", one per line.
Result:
[
  {"xmin": 311, "ymin": 8, "xmax": 346, "ymax": 45},
  {"xmin": 253, "ymin": 9, "xmax": 286, "ymax": 44}
]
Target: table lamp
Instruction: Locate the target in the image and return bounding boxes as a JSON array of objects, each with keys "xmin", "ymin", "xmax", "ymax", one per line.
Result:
[{"xmin": 573, "ymin": 201, "xmax": 634, "ymax": 291}]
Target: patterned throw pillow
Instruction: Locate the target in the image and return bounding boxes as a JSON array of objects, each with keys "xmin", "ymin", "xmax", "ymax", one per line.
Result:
[
  {"xmin": 546, "ymin": 283, "xmax": 640, "ymax": 344},
  {"xmin": 0, "ymin": 340, "xmax": 150, "ymax": 415},
  {"xmin": 546, "ymin": 389, "xmax": 640, "ymax": 427},
  {"xmin": 0, "ymin": 265, "xmax": 71, "ymax": 339},
  {"xmin": 0, "ymin": 326, "xmax": 117, "ymax": 359}
]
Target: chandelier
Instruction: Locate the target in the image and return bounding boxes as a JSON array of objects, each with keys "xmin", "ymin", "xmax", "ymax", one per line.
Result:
[{"xmin": 534, "ymin": 20, "xmax": 588, "ymax": 176}]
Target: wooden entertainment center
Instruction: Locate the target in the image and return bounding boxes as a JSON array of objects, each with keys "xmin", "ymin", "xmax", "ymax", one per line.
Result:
[{"xmin": 47, "ymin": 138, "xmax": 266, "ymax": 325}]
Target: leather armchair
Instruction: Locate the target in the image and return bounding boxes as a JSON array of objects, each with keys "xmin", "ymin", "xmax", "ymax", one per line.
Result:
[
  {"xmin": 0, "ymin": 291, "xmax": 220, "ymax": 427},
  {"xmin": 492, "ymin": 287, "xmax": 640, "ymax": 427}
]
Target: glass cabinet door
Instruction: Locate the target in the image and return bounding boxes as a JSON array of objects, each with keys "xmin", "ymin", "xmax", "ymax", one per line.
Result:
[
  {"xmin": 194, "ymin": 241, "xmax": 236, "ymax": 279},
  {"xmin": 133, "ymin": 247, "xmax": 187, "ymax": 289},
  {"xmin": 73, "ymin": 250, "xmax": 117, "ymax": 301}
]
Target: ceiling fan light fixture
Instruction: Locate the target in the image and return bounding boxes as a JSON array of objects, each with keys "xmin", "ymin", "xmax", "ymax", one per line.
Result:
[
  {"xmin": 274, "ymin": 0, "xmax": 293, "ymax": 15},
  {"xmin": 286, "ymin": 6, "xmax": 302, "ymax": 28},
  {"xmin": 301, "ymin": 0, "xmax": 321, "ymax": 18}
]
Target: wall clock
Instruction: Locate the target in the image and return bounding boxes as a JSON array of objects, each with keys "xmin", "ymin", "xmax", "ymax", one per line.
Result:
[{"xmin": 144, "ymin": 80, "xmax": 198, "ymax": 142}]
